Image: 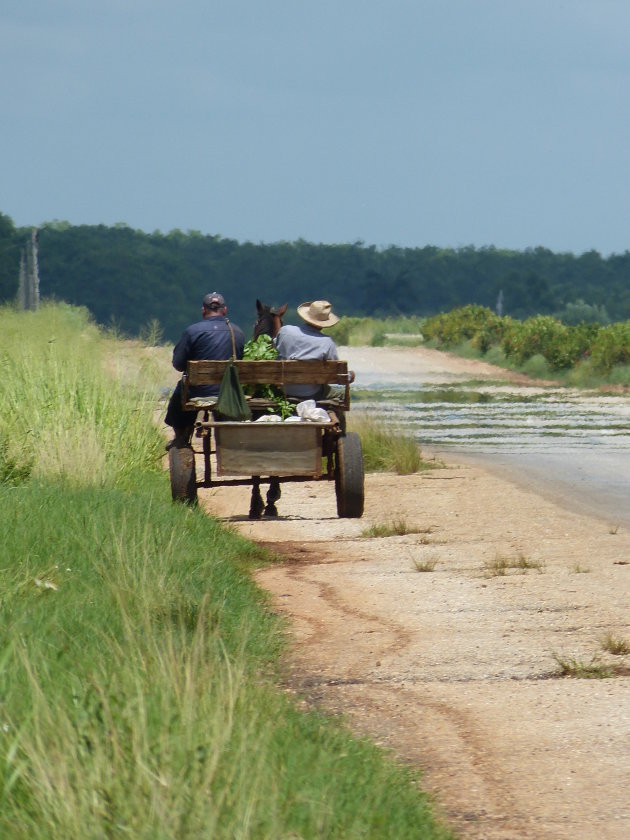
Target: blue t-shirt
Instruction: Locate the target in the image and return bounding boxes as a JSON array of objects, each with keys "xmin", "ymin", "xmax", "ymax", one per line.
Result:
[{"xmin": 172, "ymin": 315, "xmax": 245, "ymax": 397}]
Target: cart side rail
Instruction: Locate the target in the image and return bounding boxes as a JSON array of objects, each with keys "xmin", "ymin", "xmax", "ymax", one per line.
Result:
[{"xmin": 182, "ymin": 359, "xmax": 351, "ymax": 411}]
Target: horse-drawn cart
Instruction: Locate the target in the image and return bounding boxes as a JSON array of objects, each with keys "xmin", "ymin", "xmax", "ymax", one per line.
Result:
[{"xmin": 167, "ymin": 359, "xmax": 364, "ymax": 518}]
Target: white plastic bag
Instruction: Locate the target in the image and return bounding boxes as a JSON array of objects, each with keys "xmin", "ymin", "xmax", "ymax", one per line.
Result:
[{"xmin": 296, "ymin": 399, "xmax": 330, "ymax": 422}]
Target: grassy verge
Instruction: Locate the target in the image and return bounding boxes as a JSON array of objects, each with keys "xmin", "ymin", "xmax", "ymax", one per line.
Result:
[
  {"xmin": 348, "ymin": 413, "xmax": 437, "ymax": 474},
  {"xmin": 0, "ymin": 304, "xmax": 451, "ymax": 839},
  {"xmin": 0, "ymin": 302, "xmax": 166, "ymax": 486}
]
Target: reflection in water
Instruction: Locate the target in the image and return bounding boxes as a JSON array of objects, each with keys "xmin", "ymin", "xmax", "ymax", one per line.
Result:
[{"xmin": 355, "ymin": 387, "xmax": 630, "ymax": 454}]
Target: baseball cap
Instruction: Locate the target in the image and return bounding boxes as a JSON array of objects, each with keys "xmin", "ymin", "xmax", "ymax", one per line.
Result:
[{"xmin": 202, "ymin": 292, "xmax": 226, "ymax": 308}]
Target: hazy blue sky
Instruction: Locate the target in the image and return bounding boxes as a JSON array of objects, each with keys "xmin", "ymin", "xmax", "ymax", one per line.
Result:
[{"xmin": 3, "ymin": 0, "xmax": 629, "ymax": 254}]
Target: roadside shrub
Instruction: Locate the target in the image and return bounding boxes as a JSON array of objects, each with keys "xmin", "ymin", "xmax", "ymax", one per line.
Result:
[
  {"xmin": 474, "ymin": 313, "xmax": 511, "ymax": 353},
  {"xmin": 423, "ymin": 305, "xmax": 507, "ymax": 350},
  {"xmin": 370, "ymin": 329, "xmax": 387, "ymax": 346},
  {"xmin": 521, "ymin": 353, "xmax": 552, "ymax": 379},
  {"xmin": 589, "ymin": 322, "xmax": 630, "ymax": 373},
  {"xmin": 501, "ymin": 316, "xmax": 592, "ymax": 370},
  {"xmin": 330, "ymin": 316, "xmax": 367, "ymax": 345}
]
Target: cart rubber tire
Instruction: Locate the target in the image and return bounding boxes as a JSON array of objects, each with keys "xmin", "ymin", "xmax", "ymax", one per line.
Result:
[
  {"xmin": 168, "ymin": 444, "xmax": 198, "ymax": 504},
  {"xmin": 335, "ymin": 432, "xmax": 364, "ymax": 518}
]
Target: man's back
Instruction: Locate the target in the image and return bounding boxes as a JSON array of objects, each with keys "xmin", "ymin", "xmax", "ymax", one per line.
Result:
[
  {"xmin": 275, "ymin": 323, "xmax": 338, "ymax": 398},
  {"xmin": 165, "ymin": 290, "xmax": 245, "ymax": 439},
  {"xmin": 275, "ymin": 323, "xmax": 338, "ymax": 361},
  {"xmin": 172, "ymin": 316, "xmax": 244, "ymax": 373}
]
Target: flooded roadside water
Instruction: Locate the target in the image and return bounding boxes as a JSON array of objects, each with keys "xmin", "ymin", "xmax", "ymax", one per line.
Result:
[{"xmin": 344, "ymin": 346, "xmax": 630, "ymax": 527}]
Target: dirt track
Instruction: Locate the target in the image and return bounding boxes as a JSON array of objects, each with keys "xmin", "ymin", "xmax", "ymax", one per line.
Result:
[{"xmin": 197, "ymin": 347, "xmax": 630, "ymax": 839}]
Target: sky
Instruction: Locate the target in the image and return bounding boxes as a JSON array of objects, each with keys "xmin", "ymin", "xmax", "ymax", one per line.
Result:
[{"xmin": 2, "ymin": 0, "xmax": 630, "ymax": 256}]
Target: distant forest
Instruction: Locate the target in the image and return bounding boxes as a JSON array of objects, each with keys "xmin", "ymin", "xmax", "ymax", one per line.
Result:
[{"xmin": 1, "ymin": 212, "xmax": 628, "ymax": 342}]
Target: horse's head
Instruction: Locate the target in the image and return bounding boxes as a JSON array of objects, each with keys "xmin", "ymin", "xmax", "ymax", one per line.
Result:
[{"xmin": 253, "ymin": 299, "xmax": 288, "ymax": 340}]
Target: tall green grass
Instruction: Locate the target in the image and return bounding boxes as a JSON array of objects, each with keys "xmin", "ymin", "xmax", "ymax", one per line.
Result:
[
  {"xmin": 0, "ymin": 304, "xmax": 450, "ymax": 839},
  {"xmin": 0, "ymin": 303, "xmax": 165, "ymax": 486},
  {"xmin": 349, "ymin": 413, "xmax": 433, "ymax": 474}
]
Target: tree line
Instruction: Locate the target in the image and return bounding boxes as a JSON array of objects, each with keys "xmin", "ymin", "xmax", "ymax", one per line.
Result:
[{"xmin": 0, "ymin": 211, "xmax": 628, "ymax": 342}]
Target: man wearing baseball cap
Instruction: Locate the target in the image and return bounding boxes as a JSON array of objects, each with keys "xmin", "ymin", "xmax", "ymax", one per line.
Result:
[
  {"xmin": 274, "ymin": 299, "xmax": 354, "ymax": 400},
  {"xmin": 164, "ymin": 292, "xmax": 245, "ymax": 446}
]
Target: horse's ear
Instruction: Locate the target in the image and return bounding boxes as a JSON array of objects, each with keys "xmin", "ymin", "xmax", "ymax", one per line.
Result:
[
  {"xmin": 274, "ymin": 303, "xmax": 288, "ymax": 316},
  {"xmin": 256, "ymin": 299, "xmax": 264, "ymax": 314}
]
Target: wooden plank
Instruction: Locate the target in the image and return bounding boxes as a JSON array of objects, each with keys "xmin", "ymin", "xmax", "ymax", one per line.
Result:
[
  {"xmin": 214, "ymin": 424, "xmax": 322, "ymax": 476},
  {"xmin": 186, "ymin": 359, "xmax": 349, "ymax": 386}
]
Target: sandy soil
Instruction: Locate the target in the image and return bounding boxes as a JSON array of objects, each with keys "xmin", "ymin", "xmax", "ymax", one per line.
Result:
[{"xmin": 196, "ymin": 347, "xmax": 630, "ymax": 840}]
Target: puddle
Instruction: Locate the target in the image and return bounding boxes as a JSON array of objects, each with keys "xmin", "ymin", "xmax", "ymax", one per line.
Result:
[
  {"xmin": 355, "ymin": 385, "xmax": 630, "ymax": 453},
  {"xmin": 353, "ymin": 377, "xmax": 630, "ymax": 526}
]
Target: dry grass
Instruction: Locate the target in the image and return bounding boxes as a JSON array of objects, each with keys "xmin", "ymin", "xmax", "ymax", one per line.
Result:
[
  {"xmin": 553, "ymin": 654, "xmax": 613, "ymax": 679},
  {"xmin": 483, "ymin": 552, "xmax": 544, "ymax": 577},
  {"xmin": 601, "ymin": 633, "xmax": 630, "ymax": 656},
  {"xmin": 362, "ymin": 519, "xmax": 433, "ymax": 539},
  {"xmin": 412, "ymin": 557, "xmax": 438, "ymax": 573},
  {"xmin": 572, "ymin": 562, "xmax": 591, "ymax": 574}
]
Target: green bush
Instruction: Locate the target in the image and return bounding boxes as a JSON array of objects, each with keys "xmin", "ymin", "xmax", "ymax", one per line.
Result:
[
  {"xmin": 501, "ymin": 316, "xmax": 594, "ymax": 370},
  {"xmin": 589, "ymin": 322, "xmax": 630, "ymax": 373},
  {"xmin": 423, "ymin": 305, "xmax": 507, "ymax": 350},
  {"xmin": 521, "ymin": 353, "xmax": 552, "ymax": 379}
]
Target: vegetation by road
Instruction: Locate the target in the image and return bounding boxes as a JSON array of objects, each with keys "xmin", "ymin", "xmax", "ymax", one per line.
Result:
[
  {"xmin": 422, "ymin": 304, "xmax": 630, "ymax": 387},
  {"xmin": 0, "ymin": 303, "xmax": 450, "ymax": 839}
]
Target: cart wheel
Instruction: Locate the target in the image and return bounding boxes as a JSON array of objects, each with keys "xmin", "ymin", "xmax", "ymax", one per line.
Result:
[
  {"xmin": 168, "ymin": 444, "xmax": 198, "ymax": 504},
  {"xmin": 335, "ymin": 432, "xmax": 364, "ymax": 518}
]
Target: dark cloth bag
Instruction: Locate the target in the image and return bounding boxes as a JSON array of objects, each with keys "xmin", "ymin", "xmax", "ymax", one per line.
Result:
[
  {"xmin": 215, "ymin": 320, "xmax": 251, "ymax": 421},
  {"xmin": 215, "ymin": 362, "xmax": 251, "ymax": 421}
]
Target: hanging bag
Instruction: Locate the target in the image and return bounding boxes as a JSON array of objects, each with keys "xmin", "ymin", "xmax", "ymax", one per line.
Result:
[{"xmin": 215, "ymin": 321, "xmax": 252, "ymax": 421}]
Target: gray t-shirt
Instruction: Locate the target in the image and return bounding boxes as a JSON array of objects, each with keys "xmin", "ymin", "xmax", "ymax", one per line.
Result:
[{"xmin": 274, "ymin": 323, "xmax": 339, "ymax": 398}]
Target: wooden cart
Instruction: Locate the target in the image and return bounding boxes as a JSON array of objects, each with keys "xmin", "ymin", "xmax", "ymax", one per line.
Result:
[{"xmin": 167, "ymin": 359, "xmax": 364, "ymax": 518}]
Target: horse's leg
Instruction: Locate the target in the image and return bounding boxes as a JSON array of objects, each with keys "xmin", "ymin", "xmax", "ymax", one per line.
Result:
[
  {"xmin": 249, "ymin": 476, "xmax": 265, "ymax": 519},
  {"xmin": 264, "ymin": 477, "xmax": 281, "ymax": 517}
]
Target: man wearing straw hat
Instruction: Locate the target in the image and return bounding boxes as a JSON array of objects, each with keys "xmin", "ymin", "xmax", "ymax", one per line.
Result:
[
  {"xmin": 274, "ymin": 299, "xmax": 354, "ymax": 400},
  {"xmin": 165, "ymin": 292, "xmax": 245, "ymax": 447}
]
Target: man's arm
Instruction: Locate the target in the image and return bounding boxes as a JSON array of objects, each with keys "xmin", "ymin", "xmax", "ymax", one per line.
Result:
[
  {"xmin": 326, "ymin": 337, "xmax": 339, "ymax": 361},
  {"xmin": 327, "ymin": 338, "xmax": 354, "ymax": 381},
  {"xmin": 232, "ymin": 324, "xmax": 246, "ymax": 359},
  {"xmin": 172, "ymin": 330, "xmax": 191, "ymax": 372},
  {"xmin": 274, "ymin": 327, "xmax": 289, "ymax": 359}
]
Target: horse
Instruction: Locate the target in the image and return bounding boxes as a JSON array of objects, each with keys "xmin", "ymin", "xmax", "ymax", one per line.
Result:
[
  {"xmin": 252, "ymin": 299, "xmax": 287, "ymax": 341},
  {"xmin": 248, "ymin": 299, "xmax": 288, "ymax": 519}
]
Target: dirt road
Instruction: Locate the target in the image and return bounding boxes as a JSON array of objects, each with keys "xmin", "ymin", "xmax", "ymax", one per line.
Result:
[{"xmin": 198, "ymin": 347, "xmax": 630, "ymax": 839}]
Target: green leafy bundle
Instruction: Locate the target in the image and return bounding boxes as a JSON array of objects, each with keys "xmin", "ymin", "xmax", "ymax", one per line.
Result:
[{"xmin": 242, "ymin": 335, "xmax": 294, "ymax": 418}]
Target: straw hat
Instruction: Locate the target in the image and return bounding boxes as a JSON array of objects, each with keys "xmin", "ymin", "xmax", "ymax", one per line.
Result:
[{"xmin": 296, "ymin": 300, "xmax": 339, "ymax": 328}]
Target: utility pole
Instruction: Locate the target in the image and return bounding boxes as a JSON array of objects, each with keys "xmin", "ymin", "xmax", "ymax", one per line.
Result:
[
  {"xmin": 496, "ymin": 289, "xmax": 504, "ymax": 318},
  {"xmin": 16, "ymin": 228, "xmax": 40, "ymax": 311}
]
